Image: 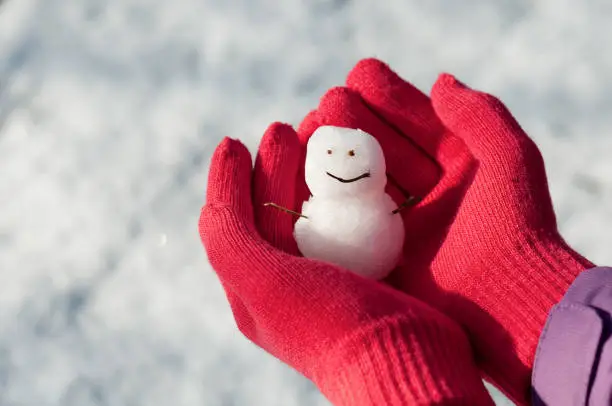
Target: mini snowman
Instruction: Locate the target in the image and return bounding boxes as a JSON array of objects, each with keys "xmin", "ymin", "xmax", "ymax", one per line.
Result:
[{"xmin": 293, "ymin": 125, "xmax": 405, "ymax": 280}]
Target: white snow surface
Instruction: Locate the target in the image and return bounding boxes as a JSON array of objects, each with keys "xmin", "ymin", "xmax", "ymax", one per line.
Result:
[{"xmin": 2, "ymin": 0, "xmax": 612, "ymax": 405}]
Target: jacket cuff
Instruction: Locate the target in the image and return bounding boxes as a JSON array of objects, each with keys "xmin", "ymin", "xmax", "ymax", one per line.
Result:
[{"xmin": 532, "ymin": 266, "xmax": 612, "ymax": 406}]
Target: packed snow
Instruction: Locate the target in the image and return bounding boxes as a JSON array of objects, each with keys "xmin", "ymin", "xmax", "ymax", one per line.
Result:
[
  {"xmin": 2, "ymin": 0, "xmax": 612, "ymax": 404},
  {"xmin": 295, "ymin": 126, "xmax": 404, "ymax": 280}
]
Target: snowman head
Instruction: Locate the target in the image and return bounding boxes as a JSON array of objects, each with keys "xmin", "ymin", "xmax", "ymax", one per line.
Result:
[{"xmin": 305, "ymin": 126, "xmax": 387, "ymax": 199}]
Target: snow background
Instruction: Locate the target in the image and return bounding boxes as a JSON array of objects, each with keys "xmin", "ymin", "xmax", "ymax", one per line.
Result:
[{"xmin": 1, "ymin": 0, "xmax": 611, "ymax": 404}]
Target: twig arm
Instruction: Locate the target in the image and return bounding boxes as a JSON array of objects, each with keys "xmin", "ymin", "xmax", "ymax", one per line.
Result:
[
  {"xmin": 392, "ymin": 195, "xmax": 419, "ymax": 215},
  {"xmin": 263, "ymin": 202, "xmax": 308, "ymax": 219}
]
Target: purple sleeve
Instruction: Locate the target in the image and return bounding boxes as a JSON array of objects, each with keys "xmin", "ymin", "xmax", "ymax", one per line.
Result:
[{"xmin": 532, "ymin": 267, "xmax": 612, "ymax": 406}]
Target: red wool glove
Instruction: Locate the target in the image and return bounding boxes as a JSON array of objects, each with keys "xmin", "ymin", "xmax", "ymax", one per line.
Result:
[
  {"xmin": 199, "ymin": 123, "xmax": 495, "ymax": 405},
  {"xmin": 296, "ymin": 59, "xmax": 594, "ymax": 405}
]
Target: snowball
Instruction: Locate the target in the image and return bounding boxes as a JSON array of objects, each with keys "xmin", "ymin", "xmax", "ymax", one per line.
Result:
[
  {"xmin": 294, "ymin": 126, "xmax": 405, "ymax": 280},
  {"xmin": 304, "ymin": 126, "xmax": 387, "ymax": 199}
]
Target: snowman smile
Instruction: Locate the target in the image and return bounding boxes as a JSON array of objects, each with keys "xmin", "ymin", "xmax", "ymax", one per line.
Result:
[{"xmin": 326, "ymin": 171, "xmax": 371, "ymax": 183}]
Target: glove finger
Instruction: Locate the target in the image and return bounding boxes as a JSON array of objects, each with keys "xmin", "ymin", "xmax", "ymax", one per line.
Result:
[
  {"xmin": 430, "ymin": 74, "xmax": 538, "ymax": 163},
  {"xmin": 252, "ymin": 122, "xmax": 302, "ymax": 255},
  {"xmin": 297, "ymin": 109, "xmax": 321, "ymax": 146},
  {"xmin": 316, "ymin": 86, "xmax": 441, "ymax": 199},
  {"xmin": 347, "ymin": 58, "xmax": 448, "ymax": 160},
  {"xmin": 294, "ymin": 110, "xmax": 319, "ymax": 208},
  {"xmin": 204, "ymin": 137, "xmax": 254, "ymax": 221}
]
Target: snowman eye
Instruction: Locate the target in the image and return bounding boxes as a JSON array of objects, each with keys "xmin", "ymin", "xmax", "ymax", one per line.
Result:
[
  {"xmin": 327, "ymin": 149, "xmax": 332, "ymax": 155},
  {"xmin": 348, "ymin": 150, "xmax": 355, "ymax": 157}
]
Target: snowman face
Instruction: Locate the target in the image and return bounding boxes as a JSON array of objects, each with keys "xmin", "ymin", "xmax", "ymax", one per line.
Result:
[{"xmin": 305, "ymin": 126, "xmax": 387, "ymax": 199}]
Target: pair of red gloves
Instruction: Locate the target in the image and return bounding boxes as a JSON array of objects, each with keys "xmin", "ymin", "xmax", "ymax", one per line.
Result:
[{"xmin": 199, "ymin": 59, "xmax": 593, "ymax": 406}]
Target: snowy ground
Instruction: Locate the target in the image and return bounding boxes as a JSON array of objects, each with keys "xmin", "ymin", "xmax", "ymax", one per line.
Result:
[{"xmin": 2, "ymin": 0, "xmax": 612, "ymax": 405}]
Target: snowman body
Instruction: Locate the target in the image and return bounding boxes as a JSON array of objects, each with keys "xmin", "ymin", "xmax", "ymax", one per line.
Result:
[
  {"xmin": 295, "ymin": 192, "xmax": 404, "ymax": 280},
  {"xmin": 293, "ymin": 125, "xmax": 406, "ymax": 280}
]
